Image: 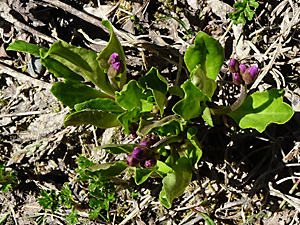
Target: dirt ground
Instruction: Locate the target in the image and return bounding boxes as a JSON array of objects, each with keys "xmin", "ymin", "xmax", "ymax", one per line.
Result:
[{"xmin": 1, "ymin": 0, "xmax": 300, "ymax": 224}]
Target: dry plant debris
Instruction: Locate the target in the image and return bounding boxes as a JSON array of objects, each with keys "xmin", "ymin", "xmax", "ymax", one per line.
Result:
[{"xmin": 1, "ymin": 0, "xmax": 300, "ymax": 224}]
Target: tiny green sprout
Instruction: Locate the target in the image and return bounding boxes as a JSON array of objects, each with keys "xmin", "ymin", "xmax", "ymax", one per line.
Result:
[
  {"xmin": 0, "ymin": 164, "xmax": 19, "ymax": 193},
  {"xmin": 229, "ymin": 0, "xmax": 259, "ymax": 25}
]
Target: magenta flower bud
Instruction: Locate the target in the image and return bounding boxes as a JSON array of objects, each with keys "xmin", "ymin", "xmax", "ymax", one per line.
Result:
[
  {"xmin": 107, "ymin": 61, "xmax": 125, "ymax": 78},
  {"xmin": 107, "ymin": 52, "xmax": 125, "ymax": 78},
  {"xmin": 239, "ymin": 64, "xmax": 248, "ymax": 74},
  {"xmin": 144, "ymin": 158, "xmax": 157, "ymax": 168},
  {"xmin": 242, "ymin": 66, "xmax": 259, "ymax": 84},
  {"xmin": 126, "ymin": 154, "xmax": 139, "ymax": 167},
  {"xmin": 229, "ymin": 59, "xmax": 239, "ymax": 73},
  {"xmin": 232, "ymin": 72, "xmax": 244, "ymax": 85},
  {"xmin": 132, "ymin": 145, "xmax": 151, "ymax": 161},
  {"xmin": 108, "ymin": 53, "xmax": 120, "ymax": 65}
]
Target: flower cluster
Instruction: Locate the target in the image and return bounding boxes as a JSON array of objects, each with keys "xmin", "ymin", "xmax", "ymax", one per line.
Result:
[
  {"xmin": 107, "ymin": 53, "xmax": 125, "ymax": 78},
  {"xmin": 229, "ymin": 59, "xmax": 259, "ymax": 85},
  {"xmin": 126, "ymin": 135, "xmax": 158, "ymax": 168}
]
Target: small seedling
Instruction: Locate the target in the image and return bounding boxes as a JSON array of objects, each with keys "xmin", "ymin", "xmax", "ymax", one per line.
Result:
[
  {"xmin": 0, "ymin": 164, "xmax": 18, "ymax": 193},
  {"xmin": 229, "ymin": 0, "xmax": 259, "ymax": 25}
]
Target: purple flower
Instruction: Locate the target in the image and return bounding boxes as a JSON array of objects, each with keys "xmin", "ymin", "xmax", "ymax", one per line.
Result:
[
  {"xmin": 126, "ymin": 154, "xmax": 139, "ymax": 167},
  {"xmin": 239, "ymin": 64, "xmax": 248, "ymax": 74},
  {"xmin": 242, "ymin": 66, "xmax": 259, "ymax": 84},
  {"xmin": 108, "ymin": 53, "xmax": 120, "ymax": 65},
  {"xmin": 107, "ymin": 53, "xmax": 125, "ymax": 78},
  {"xmin": 232, "ymin": 72, "xmax": 244, "ymax": 85},
  {"xmin": 229, "ymin": 59, "xmax": 239, "ymax": 73},
  {"xmin": 132, "ymin": 145, "xmax": 151, "ymax": 161},
  {"xmin": 144, "ymin": 158, "xmax": 157, "ymax": 168}
]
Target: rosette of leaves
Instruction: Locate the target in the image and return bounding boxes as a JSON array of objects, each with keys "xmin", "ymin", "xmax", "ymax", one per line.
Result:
[{"xmin": 7, "ymin": 23, "xmax": 294, "ymax": 209}]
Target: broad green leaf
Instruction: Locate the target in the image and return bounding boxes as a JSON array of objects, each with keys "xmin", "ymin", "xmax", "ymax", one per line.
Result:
[
  {"xmin": 185, "ymin": 127, "xmax": 202, "ymax": 166},
  {"xmin": 118, "ymin": 107, "xmax": 141, "ymax": 134},
  {"xmin": 139, "ymin": 67, "xmax": 169, "ymax": 116},
  {"xmin": 64, "ymin": 110, "xmax": 121, "ymax": 128},
  {"xmin": 191, "ymin": 65, "xmax": 217, "ymax": 100},
  {"xmin": 184, "ymin": 31, "xmax": 224, "ymax": 80},
  {"xmin": 156, "ymin": 160, "xmax": 174, "ymax": 176},
  {"xmin": 96, "ymin": 144, "xmax": 137, "ymax": 154},
  {"xmin": 40, "ymin": 56, "xmax": 84, "ymax": 82},
  {"xmin": 159, "ymin": 157, "xmax": 192, "ymax": 209},
  {"xmin": 40, "ymin": 40, "xmax": 116, "ymax": 96},
  {"xmin": 97, "ymin": 20, "xmax": 127, "ymax": 89},
  {"xmin": 115, "ymin": 80, "xmax": 153, "ymax": 112},
  {"xmin": 51, "ymin": 82, "xmax": 112, "ymax": 108},
  {"xmin": 85, "ymin": 161, "xmax": 127, "ymax": 177},
  {"xmin": 137, "ymin": 115, "xmax": 184, "ymax": 136},
  {"xmin": 173, "ymin": 80, "xmax": 208, "ymax": 120},
  {"xmin": 168, "ymin": 86, "xmax": 184, "ymax": 98},
  {"xmin": 135, "ymin": 167, "xmax": 154, "ymax": 185},
  {"xmin": 74, "ymin": 98, "xmax": 124, "ymax": 113},
  {"xmin": 228, "ymin": 89, "xmax": 294, "ymax": 133},
  {"xmin": 7, "ymin": 40, "xmax": 48, "ymax": 56}
]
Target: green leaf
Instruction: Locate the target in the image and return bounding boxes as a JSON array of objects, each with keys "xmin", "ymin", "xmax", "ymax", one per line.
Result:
[
  {"xmin": 244, "ymin": 5, "xmax": 255, "ymax": 21},
  {"xmin": 156, "ymin": 160, "xmax": 174, "ymax": 176},
  {"xmin": 159, "ymin": 157, "xmax": 192, "ymax": 209},
  {"xmin": 199, "ymin": 213, "xmax": 216, "ymax": 225},
  {"xmin": 137, "ymin": 115, "xmax": 184, "ymax": 136},
  {"xmin": 38, "ymin": 190, "xmax": 60, "ymax": 213},
  {"xmin": 190, "ymin": 65, "xmax": 217, "ymax": 100},
  {"xmin": 236, "ymin": 12, "xmax": 247, "ymax": 25},
  {"xmin": 139, "ymin": 67, "xmax": 168, "ymax": 116},
  {"xmin": 184, "ymin": 31, "xmax": 224, "ymax": 80},
  {"xmin": 6, "ymin": 40, "xmax": 48, "ymax": 56},
  {"xmin": 74, "ymin": 98, "xmax": 124, "ymax": 113},
  {"xmin": 248, "ymin": 0, "xmax": 259, "ymax": 8},
  {"xmin": 64, "ymin": 110, "xmax": 121, "ymax": 128},
  {"xmin": 168, "ymin": 86, "xmax": 184, "ymax": 98},
  {"xmin": 185, "ymin": 127, "xmax": 202, "ymax": 166},
  {"xmin": 51, "ymin": 82, "xmax": 112, "ymax": 108},
  {"xmin": 118, "ymin": 107, "xmax": 141, "ymax": 134},
  {"xmin": 41, "ymin": 57, "xmax": 84, "ymax": 82},
  {"xmin": 96, "ymin": 144, "xmax": 137, "ymax": 154},
  {"xmin": 97, "ymin": 20, "xmax": 127, "ymax": 89},
  {"xmin": 85, "ymin": 161, "xmax": 127, "ymax": 177},
  {"xmin": 60, "ymin": 183, "xmax": 74, "ymax": 209},
  {"xmin": 173, "ymin": 80, "xmax": 208, "ymax": 120},
  {"xmin": 40, "ymin": 40, "xmax": 116, "ymax": 96},
  {"xmin": 65, "ymin": 209, "xmax": 79, "ymax": 225},
  {"xmin": 228, "ymin": 89, "xmax": 294, "ymax": 133},
  {"xmin": 115, "ymin": 80, "xmax": 153, "ymax": 112},
  {"xmin": 233, "ymin": 2, "xmax": 246, "ymax": 10},
  {"xmin": 201, "ymin": 103, "xmax": 213, "ymax": 127},
  {"xmin": 135, "ymin": 167, "xmax": 154, "ymax": 185}
]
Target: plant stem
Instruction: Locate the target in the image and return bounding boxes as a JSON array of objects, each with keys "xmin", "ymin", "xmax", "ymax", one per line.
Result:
[
  {"xmin": 209, "ymin": 84, "xmax": 247, "ymax": 115},
  {"xmin": 152, "ymin": 135, "xmax": 184, "ymax": 149},
  {"xmin": 229, "ymin": 85, "xmax": 247, "ymax": 111},
  {"xmin": 109, "ymin": 77, "xmax": 120, "ymax": 92}
]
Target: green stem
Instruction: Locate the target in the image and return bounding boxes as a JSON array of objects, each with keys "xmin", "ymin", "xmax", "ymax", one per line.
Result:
[
  {"xmin": 209, "ymin": 85, "xmax": 247, "ymax": 115},
  {"xmin": 152, "ymin": 135, "xmax": 184, "ymax": 149},
  {"xmin": 108, "ymin": 77, "xmax": 120, "ymax": 92}
]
